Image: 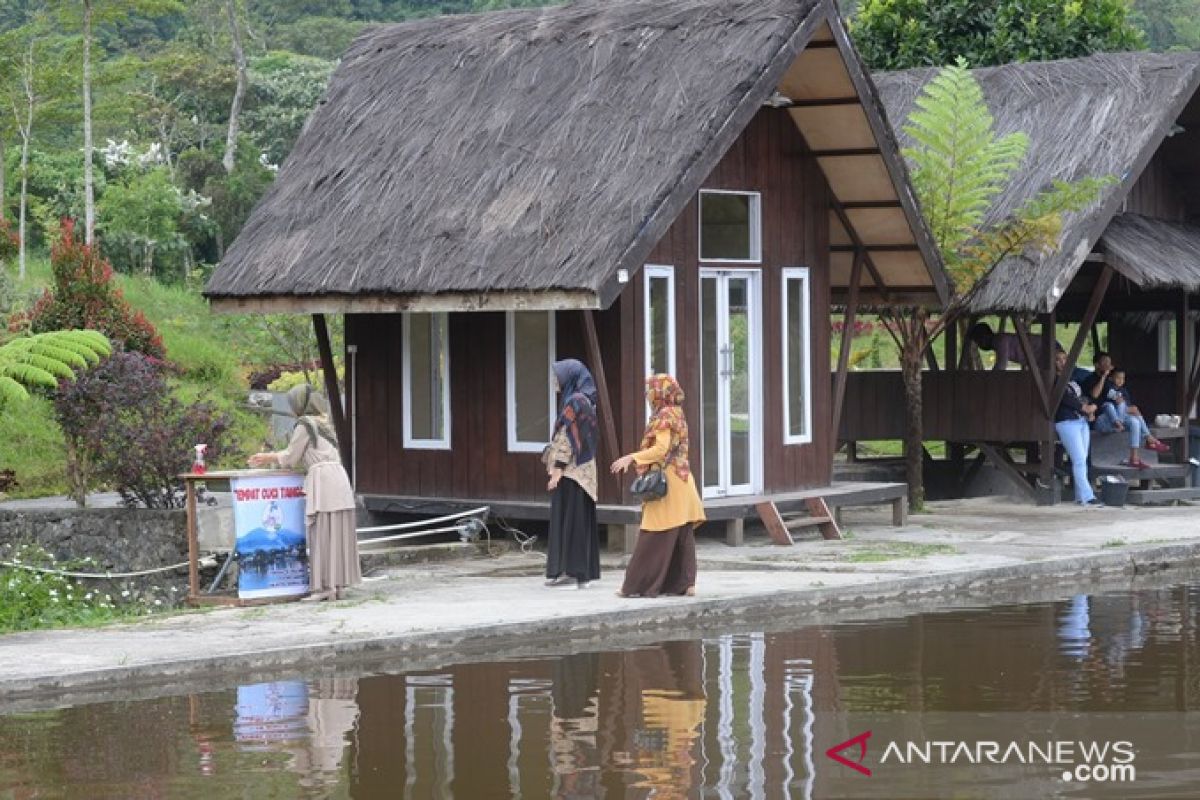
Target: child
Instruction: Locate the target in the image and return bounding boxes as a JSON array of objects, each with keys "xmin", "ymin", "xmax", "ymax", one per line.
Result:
[{"xmin": 1097, "ymin": 368, "xmax": 1170, "ymax": 468}]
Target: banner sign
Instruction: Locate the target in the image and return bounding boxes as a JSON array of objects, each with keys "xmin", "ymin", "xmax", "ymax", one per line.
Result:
[{"xmin": 231, "ymin": 473, "xmax": 309, "ymax": 599}]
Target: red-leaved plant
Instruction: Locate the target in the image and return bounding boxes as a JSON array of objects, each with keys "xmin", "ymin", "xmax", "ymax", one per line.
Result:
[{"xmin": 11, "ymin": 221, "xmax": 164, "ymax": 359}]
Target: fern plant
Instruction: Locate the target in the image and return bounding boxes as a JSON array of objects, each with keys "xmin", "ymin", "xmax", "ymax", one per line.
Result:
[
  {"xmin": 880, "ymin": 59, "xmax": 1113, "ymax": 509},
  {"xmin": 0, "ymin": 330, "xmax": 112, "ymax": 411}
]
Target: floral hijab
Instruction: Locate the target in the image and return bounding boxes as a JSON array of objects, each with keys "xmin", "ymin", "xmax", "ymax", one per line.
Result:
[
  {"xmin": 287, "ymin": 384, "xmax": 338, "ymax": 449},
  {"xmin": 552, "ymin": 359, "xmax": 599, "ymax": 466},
  {"xmin": 640, "ymin": 374, "xmax": 690, "ymax": 481}
]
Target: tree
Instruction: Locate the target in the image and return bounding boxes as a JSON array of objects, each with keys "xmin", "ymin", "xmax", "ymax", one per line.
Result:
[
  {"xmin": 47, "ymin": 0, "xmax": 184, "ymax": 245},
  {"xmin": 1131, "ymin": 0, "xmax": 1200, "ymax": 50},
  {"xmin": 1, "ymin": 17, "xmax": 73, "ymax": 280},
  {"xmin": 881, "ymin": 61, "xmax": 1113, "ymax": 508},
  {"xmin": 0, "ymin": 328, "xmax": 110, "ymax": 411},
  {"xmin": 221, "ymin": 0, "xmax": 247, "ymax": 174},
  {"xmin": 851, "ymin": 0, "xmax": 1146, "ymax": 69}
]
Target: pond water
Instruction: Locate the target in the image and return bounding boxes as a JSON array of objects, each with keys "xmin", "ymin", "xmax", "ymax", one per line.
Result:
[{"xmin": 1, "ymin": 579, "xmax": 1198, "ymax": 799}]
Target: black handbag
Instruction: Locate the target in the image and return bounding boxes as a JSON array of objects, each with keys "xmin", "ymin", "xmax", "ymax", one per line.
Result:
[{"xmin": 630, "ymin": 465, "xmax": 668, "ymax": 502}]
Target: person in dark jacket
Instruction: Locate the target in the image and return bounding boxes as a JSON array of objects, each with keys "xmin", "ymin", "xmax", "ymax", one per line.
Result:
[{"xmin": 1054, "ymin": 349, "xmax": 1103, "ymax": 507}]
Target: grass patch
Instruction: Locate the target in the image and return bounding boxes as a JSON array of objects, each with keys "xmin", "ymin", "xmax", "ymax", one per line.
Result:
[
  {"xmin": 0, "ymin": 397, "xmax": 67, "ymax": 499},
  {"xmin": 1102, "ymin": 538, "xmax": 1129, "ymax": 548},
  {"xmin": 842, "ymin": 541, "xmax": 958, "ymax": 563},
  {"xmin": 0, "ymin": 542, "xmax": 176, "ymax": 633}
]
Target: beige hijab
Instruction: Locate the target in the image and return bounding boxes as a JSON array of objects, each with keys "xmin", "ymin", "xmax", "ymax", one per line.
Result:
[{"xmin": 287, "ymin": 384, "xmax": 338, "ymax": 448}]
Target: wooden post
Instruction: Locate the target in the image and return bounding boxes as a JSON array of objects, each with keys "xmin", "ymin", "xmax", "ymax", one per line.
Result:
[
  {"xmin": 581, "ymin": 310, "xmax": 620, "ymax": 464},
  {"xmin": 1038, "ymin": 312, "xmax": 1058, "ymax": 503},
  {"xmin": 946, "ymin": 319, "xmax": 964, "ymax": 476},
  {"xmin": 185, "ymin": 477, "xmax": 199, "ymax": 603},
  {"xmin": 1013, "ymin": 317, "xmax": 1052, "ymax": 418},
  {"xmin": 831, "ymin": 251, "xmax": 864, "ymax": 453},
  {"xmin": 312, "ymin": 314, "xmax": 350, "ymax": 468},
  {"xmin": 1051, "ymin": 265, "xmax": 1113, "ymax": 408},
  {"xmin": 1179, "ymin": 293, "xmax": 1194, "ymax": 465}
]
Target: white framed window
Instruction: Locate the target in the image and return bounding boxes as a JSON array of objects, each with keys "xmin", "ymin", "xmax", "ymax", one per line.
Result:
[
  {"xmin": 782, "ymin": 267, "xmax": 813, "ymax": 444},
  {"xmin": 699, "ymin": 189, "xmax": 762, "ymax": 263},
  {"xmin": 506, "ymin": 311, "xmax": 556, "ymax": 452},
  {"xmin": 402, "ymin": 312, "xmax": 451, "ymax": 449},
  {"xmin": 644, "ymin": 265, "xmax": 676, "ymax": 378}
]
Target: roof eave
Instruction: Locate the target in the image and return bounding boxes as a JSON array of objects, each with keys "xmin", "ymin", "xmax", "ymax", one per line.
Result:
[
  {"xmin": 206, "ymin": 289, "xmax": 602, "ymax": 315},
  {"xmin": 823, "ymin": 4, "xmax": 951, "ymax": 307}
]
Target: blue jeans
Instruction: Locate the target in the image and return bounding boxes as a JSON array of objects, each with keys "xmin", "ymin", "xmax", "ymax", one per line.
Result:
[
  {"xmin": 1096, "ymin": 403, "xmax": 1150, "ymax": 449},
  {"xmin": 1055, "ymin": 418, "xmax": 1095, "ymax": 503}
]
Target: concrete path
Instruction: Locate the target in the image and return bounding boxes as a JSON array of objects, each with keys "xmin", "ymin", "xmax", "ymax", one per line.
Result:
[{"xmin": 2, "ymin": 497, "xmax": 1200, "ymax": 708}]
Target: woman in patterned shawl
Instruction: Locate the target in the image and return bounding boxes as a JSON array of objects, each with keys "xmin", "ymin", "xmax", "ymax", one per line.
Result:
[
  {"xmin": 610, "ymin": 374, "xmax": 706, "ymax": 597},
  {"xmin": 542, "ymin": 359, "xmax": 601, "ymax": 588}
]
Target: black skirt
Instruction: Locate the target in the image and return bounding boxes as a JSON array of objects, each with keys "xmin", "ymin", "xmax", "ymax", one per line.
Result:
[{"xmin": 546, "ymin": 477, "xmax": 600, "ymax": 582}]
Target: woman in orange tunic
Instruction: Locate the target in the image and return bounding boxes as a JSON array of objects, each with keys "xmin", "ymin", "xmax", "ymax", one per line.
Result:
[{"xmin": 610, "ymin": 374, "xmax": 706, "ymax": 597}]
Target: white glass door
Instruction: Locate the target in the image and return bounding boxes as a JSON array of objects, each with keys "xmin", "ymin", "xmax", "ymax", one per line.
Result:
[{"xmin": 700, "ymin": 270, "xmax": 761, "ymax": 498}]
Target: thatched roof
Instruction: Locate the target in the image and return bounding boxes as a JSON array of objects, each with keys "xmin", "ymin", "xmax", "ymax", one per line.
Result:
[
  {"xmin": 206, "ymin": 0, "xmax": 945, "ymax": 313},
  {"xmin": 876, "ymin": 52, "xmax": 1200, "ymax": 313},
  {"xmin": 1103, "ymin": 213, "xmax": 1200, "ymax": 289}
]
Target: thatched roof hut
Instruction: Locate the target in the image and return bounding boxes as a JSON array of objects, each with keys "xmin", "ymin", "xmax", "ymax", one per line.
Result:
[
  {"xmin": 205, "ymin": 0, "xmax": 946, "ymax": 313},
  {"xmin": 875, "ymin": 52, "xmax": 1200, "ymax": 313}
]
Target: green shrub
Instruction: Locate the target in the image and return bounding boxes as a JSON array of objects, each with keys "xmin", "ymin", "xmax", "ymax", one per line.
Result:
[
  {"xmin": 0, "ymin": 542, "xmax": 175, "ymax": 632},
  {"xmin": 18, "ymin": 222, "xmax": 165, "ymax": 359}
]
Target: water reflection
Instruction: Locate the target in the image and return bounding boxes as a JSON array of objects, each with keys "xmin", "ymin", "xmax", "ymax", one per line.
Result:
[{"xmin": 0, "ymin": 582, "xmax": 1197, "ymax": 797}]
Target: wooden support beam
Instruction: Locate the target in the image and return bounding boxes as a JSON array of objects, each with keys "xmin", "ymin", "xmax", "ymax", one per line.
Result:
[
  {"xmin": 840, "ymin": 201, "xmax": 904, "ymax": 210},
  {"xmin": 831, "ymin": 251, "xmax": 864, "ymax": 452},
  {"xmin": 312, "ymin": 314, "xmax": 350, "ymax": 469},
  {"xmin": 1180, "ymin": 293, "xmax": 1195, "ymax": 465},
  {"xmin": 958, "ymin": 316, "xmax": 975, "ymax": 370},
  {"xmin": 755, "ymin": 502, "xmax": 795, "ymax": 546},
  {"xmin": 810, "ymin": 147, "xmax": 882, "ymax": 157},
  {"xmin": 786, "ymin": 96, "xmax": 861, "ymax": 107},
  {"xmin": 977, "ymin": 443, "xmax": 1038, "ymax": 502},
  {"xmin": 805, "ymin": 498, "xmax": 842, "ymax": 540},
  {"xmin": 961, "ymin": 450, "xmax": 986, "ymax": 494},
  {"xmin": 1051, "ymin": 264, "xmax": 1113, "ymax": 409},
  {"xmin": 829, "ymin": 198, "xmax": 889, "ymax": 299},
  {"xmin": 924, "ymin": 347, "xmax": 939, "ymax": 372},
  {"xmin": 1178, "ymin": 292, "xmax": 1192, "ymax": 419},
  {"xmin": 581, "ymin": 310, "xmax": 620, "ymax": 465},
  {"xmin": 1038, "ymin": 313, "xmax": 1058, "ymax": 503},
  {"xmin": 1013, "ymin": 317, "xmax": 1052, "ymax": 418},
  {"xmin": 831, "ymin": 244, "xmax": 921, "ymax": 253}
]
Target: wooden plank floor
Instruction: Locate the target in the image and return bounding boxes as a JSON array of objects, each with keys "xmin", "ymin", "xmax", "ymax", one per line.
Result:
[{"xmin": 362, "ymin": 481, "xmax": 908, "ymax": 526}]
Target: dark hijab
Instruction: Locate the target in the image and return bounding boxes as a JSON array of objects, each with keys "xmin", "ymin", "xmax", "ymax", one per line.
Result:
[{"xmin": 551, "ymin": 359, "xmax": 599, "ymax": 466}]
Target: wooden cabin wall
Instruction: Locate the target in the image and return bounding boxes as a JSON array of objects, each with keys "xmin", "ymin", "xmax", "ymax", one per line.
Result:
[
  {"xmin": 346, "ymin": 305, "xmax": 628, "ymax": 505},
  {"xmin": 348, "ymin": 108, "xmax": 833, "ymax": 505},
  {"xmin": 1124, "ymin": 149, "xmax": 1188, "ymax": 222},
  {"xmin": 636, "ymin": 108, "xmax": 834, "ymax": 492}
]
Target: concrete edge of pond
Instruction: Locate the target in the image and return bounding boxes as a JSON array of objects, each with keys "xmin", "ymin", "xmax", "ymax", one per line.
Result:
[{"xmin": 1, "ymin": 539, "xmax": 1198, "ymax": 711}]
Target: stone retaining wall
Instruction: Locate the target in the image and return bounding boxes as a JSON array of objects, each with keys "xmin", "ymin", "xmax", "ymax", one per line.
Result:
[{"xmin": 0, "ymin": 508, "xmax": 191, "ymax": 602}]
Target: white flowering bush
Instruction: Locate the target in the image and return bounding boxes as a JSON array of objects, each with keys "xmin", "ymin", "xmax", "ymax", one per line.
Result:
[{"xmin": 0, "ymin": 542, "xmax": 176, "ymax": 633}]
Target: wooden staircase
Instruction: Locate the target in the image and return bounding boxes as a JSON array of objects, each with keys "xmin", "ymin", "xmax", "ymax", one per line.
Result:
[{"xmin": 755, "ymin": 498, "xmax": 842, "ymax": 544}]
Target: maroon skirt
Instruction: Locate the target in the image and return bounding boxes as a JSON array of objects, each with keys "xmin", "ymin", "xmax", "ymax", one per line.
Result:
[{"xmin": 620, "ymin": 524, "xmax": 697, "ymax": 597}]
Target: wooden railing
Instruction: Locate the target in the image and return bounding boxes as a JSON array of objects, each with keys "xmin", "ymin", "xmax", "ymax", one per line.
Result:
[{"xmin": 837, "ymin": 370, "xmax": 1048, "ymax": 442}]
